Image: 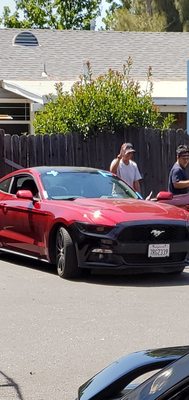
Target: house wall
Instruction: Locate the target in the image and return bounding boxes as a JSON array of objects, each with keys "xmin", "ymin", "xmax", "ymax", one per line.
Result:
[{"xmin": 0, "ymin": 88, "xmax": 23, "ymax": 99}]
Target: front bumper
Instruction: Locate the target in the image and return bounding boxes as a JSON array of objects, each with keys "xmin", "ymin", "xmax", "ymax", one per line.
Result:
[{"xmin": 70, "ymin": 220, "xmax": 189, "ymax": 273}]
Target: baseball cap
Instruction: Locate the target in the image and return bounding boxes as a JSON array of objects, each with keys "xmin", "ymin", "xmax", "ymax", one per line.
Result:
[
  {"xmin": 124, "ymin": 143, "xmax": 136, "ymax": 155},
  {"xmin": 176, "ymin": 144, "xmax": 189, "ymax": 157}
]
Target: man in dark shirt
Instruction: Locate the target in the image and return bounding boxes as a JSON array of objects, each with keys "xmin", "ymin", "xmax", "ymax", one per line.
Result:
[{"xmin": 168, "ymin": 145, "xmax": 189, "ymax": 195}]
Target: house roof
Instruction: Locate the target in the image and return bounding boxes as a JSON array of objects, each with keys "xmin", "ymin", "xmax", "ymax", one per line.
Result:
[{"xmin": 0, "ymin": 29, "xmax": 189, "ymax": 81}]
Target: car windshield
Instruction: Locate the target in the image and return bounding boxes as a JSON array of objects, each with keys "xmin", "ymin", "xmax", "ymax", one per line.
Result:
[{"xmin": 40, "ymin": 170, "xmax": 140, "ymax": 200}]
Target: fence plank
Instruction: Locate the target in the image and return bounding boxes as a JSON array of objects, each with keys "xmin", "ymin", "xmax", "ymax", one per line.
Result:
[
  {"xmin": 20, "ymin": 135, "xmax": 28, "ymax": 168},
  {"xmin": 90, "ymin": 135, "xmax": 96, "ymax": 167},
  {"xmin": 12, "ymin": 135, "xmax": 20, "ymax": 171},
  {"xmin": 51, "ymin": 134, "xmax": 60, "ymax": 166},
  {"xmin": 4, "ymin": 134, "xmax": 12, "ymax": 174},
  {"xmin": 28, "ymin": 135, "xmax": 37, "ymax": 167},
  {"xmin": 59, "ymin": 135, "xmax": 67, "ymax": 165},
  {"xmin": 35, "ymin": 135, "xmax": 44, "ymax": 166},
  {"xmin": 44, "ymin": 134, "xmax": 51, "ymax": 165}
]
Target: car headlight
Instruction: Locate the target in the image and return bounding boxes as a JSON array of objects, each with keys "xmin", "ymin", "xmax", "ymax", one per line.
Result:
[{"xmin": 75, "ymin": 222, "xmax": 113, "ymax": 235}]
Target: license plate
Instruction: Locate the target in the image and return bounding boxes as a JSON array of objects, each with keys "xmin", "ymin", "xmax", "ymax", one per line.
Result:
[{"xmin": 148, "ymin": 244, "xmax": 170, "ymax": 258}]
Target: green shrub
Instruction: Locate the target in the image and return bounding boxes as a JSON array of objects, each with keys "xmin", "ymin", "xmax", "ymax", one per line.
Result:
[{"xmin": 33, "ymin": 58, "xmax": 175, "ymax": 135}]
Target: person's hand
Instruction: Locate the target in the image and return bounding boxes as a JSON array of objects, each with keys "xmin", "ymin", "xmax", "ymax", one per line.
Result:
[{"xmin": 117, "ymin": 144, "xmax": 126, "ymax": 159}]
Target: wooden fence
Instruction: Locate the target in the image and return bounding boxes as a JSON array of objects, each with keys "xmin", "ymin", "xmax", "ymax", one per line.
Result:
[{"xmin": 0, "ymin": 127, "xmax": 189, "ymax": 197}]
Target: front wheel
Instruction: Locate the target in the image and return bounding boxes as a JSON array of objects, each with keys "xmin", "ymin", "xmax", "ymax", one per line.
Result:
[{"xmin": 56, "ymin": 226, "xmax": 80, "ymax": 279}]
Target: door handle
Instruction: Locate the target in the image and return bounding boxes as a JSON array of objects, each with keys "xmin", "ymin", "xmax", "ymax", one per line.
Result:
[{"xmin": 2, "ymin": 204, "xmax": 7, "ymax": 213}]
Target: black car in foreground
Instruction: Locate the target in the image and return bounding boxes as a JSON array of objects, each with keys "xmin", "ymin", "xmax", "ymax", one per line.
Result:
[{"xmin": 77, "ymin": 346, "xmax": 189, "ymax": 400}]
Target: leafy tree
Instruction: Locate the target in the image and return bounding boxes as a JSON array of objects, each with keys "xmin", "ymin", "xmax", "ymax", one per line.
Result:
[
  {"xmin": 0, "ymin": 0, "xmax": 101, "ymax": 30},
  {"xmin": 105, "ymin": 7, "xmax": 166, "ymax": 31},
  {"xmin": 170, "ymin": 0, "xmax": 189, "ymax": 31},
  {"xmin": 33, "ymin": 59, "xmax": 175, "ymax": 135},
  {"xmin": 104, "ymin": 0, "xmax": 189, "ymax": 31},
  {"xmin": 103, "ymin": 0, "xmax": 166, "ymax": 31},
  {"xmin": 153, "ymin": 0, "xmax": 181, "ymax": 31}
]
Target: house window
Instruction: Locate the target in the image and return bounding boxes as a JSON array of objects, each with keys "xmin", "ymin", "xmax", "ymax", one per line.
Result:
[
  {"xmin": 0, "ymin": 103, "xmax": 31, "ymax": 135},
  {"xmin": 14, "ymin": 32, "xmax": 39, "ymax": 47},
  {"xmin": 0, "ymin": 103, "xmax": 30, "ymax": 121}
]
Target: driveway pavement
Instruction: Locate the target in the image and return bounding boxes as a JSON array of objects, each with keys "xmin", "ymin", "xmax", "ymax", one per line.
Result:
[{"xmin": 0, "ymin": 254, "xmax": 189, "ymax": 399}]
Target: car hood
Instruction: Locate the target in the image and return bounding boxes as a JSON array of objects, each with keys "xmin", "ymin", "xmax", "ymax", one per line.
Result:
[
  {"xmin": 48, "ymin": 198, "xmax": 188, "ymax": 225},
  {"xmin": 78, "ymin": 346, "xmax": 189, "ymax": 400}
]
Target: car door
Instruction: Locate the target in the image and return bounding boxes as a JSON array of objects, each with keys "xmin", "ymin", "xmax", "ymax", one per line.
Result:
[{"xmin": 1, "ymin": 174, "xmax": 49, "ymax": 257}]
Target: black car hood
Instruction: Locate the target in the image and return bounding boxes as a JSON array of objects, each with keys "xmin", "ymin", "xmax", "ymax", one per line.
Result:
[{"xmin": 78, "ymin": 346, "xmax": 189, "ymax": 400}]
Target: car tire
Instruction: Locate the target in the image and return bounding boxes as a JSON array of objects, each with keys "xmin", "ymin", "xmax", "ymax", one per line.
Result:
[{"xmin": 56, "ymin": 226, "xmax": 80, "ymax": 279}]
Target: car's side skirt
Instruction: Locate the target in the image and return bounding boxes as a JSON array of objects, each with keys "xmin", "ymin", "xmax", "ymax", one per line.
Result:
[{"xmin": 0, "ymin": 247, "xmax": 49, "ymax": 263}]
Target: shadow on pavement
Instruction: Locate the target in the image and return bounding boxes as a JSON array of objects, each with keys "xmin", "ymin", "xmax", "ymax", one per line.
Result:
[
  {"xmin": 87, "ymin": 267, "xmax": 189, "ymax": 287},
  {"xmin": 0, "ymin": 252, "xmax": 56, "ymax": 275},
  {"xmin": 1, "ymin": 252, "xmax": 189, "ymax": 287},
  {"xmin": 0, "ymin": 371, "xmax": 24, "ymax": 399}
]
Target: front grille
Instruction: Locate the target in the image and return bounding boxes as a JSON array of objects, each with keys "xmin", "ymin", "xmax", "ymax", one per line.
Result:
[{"xmin": 118, "ymin": 224, "xmax": 189, "ymax": 243}]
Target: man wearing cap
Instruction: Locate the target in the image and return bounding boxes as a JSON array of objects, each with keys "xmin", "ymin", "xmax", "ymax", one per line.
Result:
[
  {"xmin": 168, "ymin": 144, "xmax": 189, "ymax": 195},
  {"xmin": 110, "ymin": 142, "xmax": 142, "ymax": 192}
]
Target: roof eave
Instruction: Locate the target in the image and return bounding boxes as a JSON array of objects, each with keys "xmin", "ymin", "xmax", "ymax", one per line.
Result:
[{"xmin": 2, "ymin": 80, "xmax": 44, "ymax": 104}]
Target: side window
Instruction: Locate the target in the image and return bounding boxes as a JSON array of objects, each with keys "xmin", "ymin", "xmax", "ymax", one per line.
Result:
[
  {"xmin": 10, "ymin": 176, "xmax": 26, "ymax": 194},
  {"xmin": 0, "ymin": 178, "xmax": 12, "ymax": 193},
  {"xmin": 10, "ymin": 176, "xmax": 39, "ymax": 197}
]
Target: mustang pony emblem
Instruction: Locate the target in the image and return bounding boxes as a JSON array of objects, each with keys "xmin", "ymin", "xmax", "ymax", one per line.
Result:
[{"xmin": 151, "ymin": 229, "xmax": 165, "ymax": 237}]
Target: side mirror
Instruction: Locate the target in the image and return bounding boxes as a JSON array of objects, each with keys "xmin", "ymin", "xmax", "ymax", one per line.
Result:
[
  {"xmin": 156, "ymin": 191, "xmax": 173, "ymax": 201},
  {"xmin": 16, "ymin": 189, "xmax": 33, "ymax": 200}
]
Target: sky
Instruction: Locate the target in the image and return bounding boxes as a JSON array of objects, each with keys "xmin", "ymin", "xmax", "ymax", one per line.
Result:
[
  {"xmin": 0, "ymin": 0, "xmax": 109, "ymax": 29},
  {"xmin": 0, "ymin": 0, "xmax": 15, "ymax": 14}
]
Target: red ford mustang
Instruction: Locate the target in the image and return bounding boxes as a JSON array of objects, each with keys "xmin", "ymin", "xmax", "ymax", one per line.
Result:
[{"xmin": 0, "ymin": 166, "xmax": 188, "ymax": 279}]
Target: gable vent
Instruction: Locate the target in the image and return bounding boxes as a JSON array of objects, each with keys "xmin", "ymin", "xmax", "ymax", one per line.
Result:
[{"xmin": 14, "ymin": 32, "xmax": 39, "ymax": 47}]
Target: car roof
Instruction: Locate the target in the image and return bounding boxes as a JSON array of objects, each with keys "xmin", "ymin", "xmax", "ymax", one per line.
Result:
[
  {"xmin": 0, "ymin": 166, "xmax": 111, "ymax": 181},
  {"xmin": 33, "ymin": 166, "xmax": 107, "ymax": 174}
]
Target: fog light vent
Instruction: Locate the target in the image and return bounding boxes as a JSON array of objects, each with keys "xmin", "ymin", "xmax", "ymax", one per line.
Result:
[{"xmin": 92, "ymin": 248, "xmax": 113, "ymax": 254}]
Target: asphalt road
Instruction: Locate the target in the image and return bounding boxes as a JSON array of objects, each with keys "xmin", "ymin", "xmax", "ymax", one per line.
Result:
[{"xmin": 0, "ymin": 254, "xmax": 189, "ymax": 400}]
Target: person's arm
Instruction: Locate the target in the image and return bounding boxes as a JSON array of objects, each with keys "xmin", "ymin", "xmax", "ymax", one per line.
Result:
[
  {"xmin": 110, "ymin": 144, "xmax": 126, "ymax": 174},
  {"xmin": 133, "ymin": 163, "xmax": 142, "ymax": 193},
  {"xmin": 133, "ymin": 180, "xmax": 141, "ymax": 193},
  {"xmin": 110, "ymin": 157, "xmax": 121, "ymax": 174},
  {"xmin": 172, "ymin": 168, "xmax": 189, "ymax": 189},
  {"xmin": 173, "ymin": 180, "xmax": 189, "ymax": 189}
]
